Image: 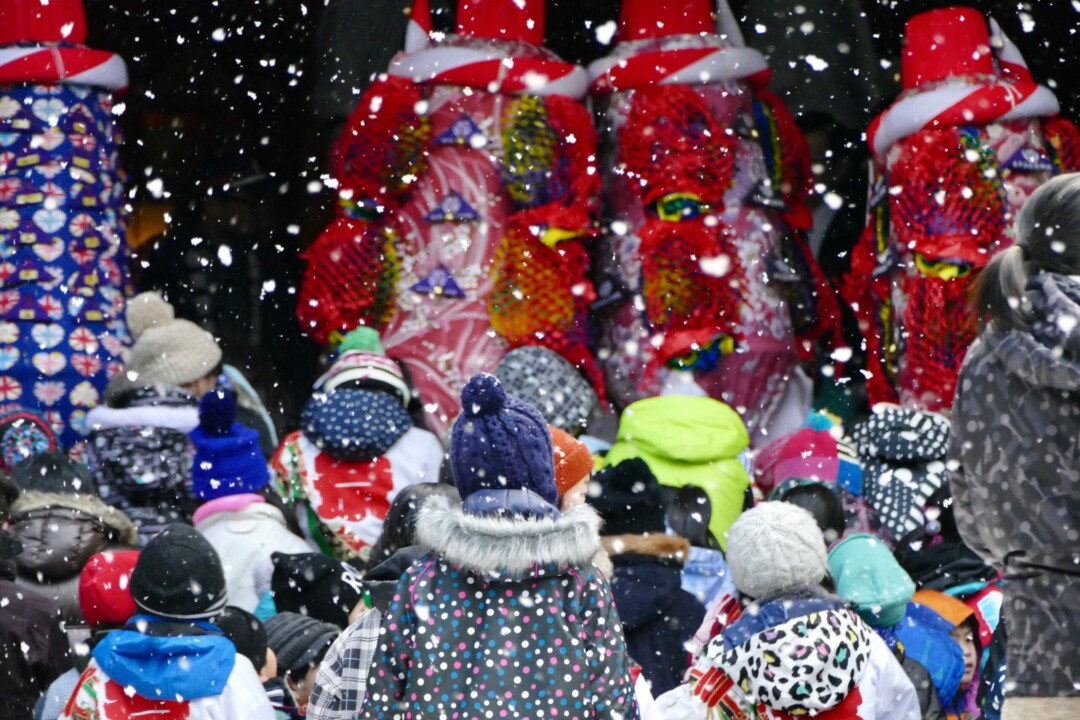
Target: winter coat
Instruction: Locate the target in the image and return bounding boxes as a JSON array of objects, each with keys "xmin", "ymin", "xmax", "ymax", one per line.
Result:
[
  {"xmin": 949, "ymin": 271, "xmax": 1080, "ymax": 697},
  {"xmin": 604, "ymin": 533, "xmax": 705, "ymax": 696},
  {"xmin": 60, "ymin": 615, "xmax": 275, "ymax": 720},
  {"xmin": 8, "ymin": 490, "xmax": 138, "ymax": 623},
  {"xmin": 193, "ymin": 494, "xmax": 314, "ymax": 612},
  {"xmin": 661, "ymin": 588, "xmax": 921, "ymax": 720},
  {"xmin": 84, "ymin": 386, "xmax": 201, "ymax": 544},
  {"xmin": 681, "ymin": 546, "xmax": 736, "ymax": 607},
  {"xmin": 0, "ymin": 559, "xmax": 72, "ymax": 720},
  {"xmin": 272, "ymin": 426, "xmax": 443, "ymax": 562},
  {"xmin": 361, "ymin": 493, "xmax": 639, "ymax": 719},
  {"xmin": 601, "ymin": 396, "xmax": 751, "ymax": 551}
]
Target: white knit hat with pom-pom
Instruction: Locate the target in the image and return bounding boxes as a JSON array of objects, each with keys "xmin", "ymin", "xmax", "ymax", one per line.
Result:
[
  {"xmin": 127, "ymin": 320, "xmax": 223, "ymax": 388},
  {"xmin": 126, "ymin": 291, "xmax": 175, "ymax": 340},
  {"xmin": 725, "ymin": 501, "xmax": 830, "ymax": 600}
]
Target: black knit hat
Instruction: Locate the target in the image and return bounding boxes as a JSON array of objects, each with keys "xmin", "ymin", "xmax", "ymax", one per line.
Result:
[
  {"xmin": 271, "ymin": 552, "xmax": 362, "ymax": 629},
  {"xmin": 130, "ymin": 524, "xmax": 227, "ymax": 620},
  {"xmin": 216, "ymin": 606, "xmax": 268, "ymax": 674},
  {"xmin": 588, "ymin": 458, "xmax": 666, "ymax": 535},
  {"xmin": 11, "ymin": 451, "xmax": 94, "ymax": 495},
  {"xmin": 265, "ymin": 612, "xmax": 340, "ymax": 675}
]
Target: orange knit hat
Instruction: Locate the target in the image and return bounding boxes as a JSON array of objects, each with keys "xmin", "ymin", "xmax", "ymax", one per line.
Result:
[
  {"xmin": 550, "ymin": 425, "xmax": 594, "ymax": 497},
  {"xmin": 913, "ymin": 589, "xmax": 975, "ymax": 629}
]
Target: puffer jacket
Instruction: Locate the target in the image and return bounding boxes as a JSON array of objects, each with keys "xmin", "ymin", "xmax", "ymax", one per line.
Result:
[
  {"xmin": 950, "ymin": 271, "xmax": 1080, "ymax": 698},
  {"xmin": 8, "ymin": 490, "xmax": 137, "ymax": 623},
  {"xmin": 362, "ymin": 492, "xmax": 639, "ymax": 719},
  {"xmin": 604, "ymin": 533, "xmax": 705, "ymax": 696},
  {"xmin": 83, "ymin": 385, "xmax": 200, "ymax": 544},
  {"xmin": 660, "ymin": 587, "xmax": 921, "ymax": 720}
]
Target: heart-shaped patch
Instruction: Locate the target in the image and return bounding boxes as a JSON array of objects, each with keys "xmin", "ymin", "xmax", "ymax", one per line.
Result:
[
  {"xmin": 0, "ymin": 322, "xmax": 18, "ymax": 343},
  {"xmin": 0, "ymin": 347, "xmax": 18, "ymax": 371},
  {"xmin": 31, "ymin": 98, "xmax": 66, "ymax": 124},
  {"xmin": 32, "ymin": 351, "xmax": 66, "ymax": 376},
  {"xmin": 32, "ymin": 239, "xmax": 64, "ymax": 263},
  {"xmin": 32, "ymin": 208, "xmax": 66, "ymax": 234},
  {"xmin": 33, "ymin": 380, "xmax": 65, "ymax": 407},
  {"xmin": 69, "ymin": 381, "xmax": 98, "ymax": 407},
  {"xmin": 0, "ymin": 208, "xmax": 19, "ymax": 230},
  {"xmin": 0, "ymin": 97, "xmax": 19, "ymax": 119},
  {"xmin": 31, "ymin": 323, "xmax": 64, "ymax": 349}
]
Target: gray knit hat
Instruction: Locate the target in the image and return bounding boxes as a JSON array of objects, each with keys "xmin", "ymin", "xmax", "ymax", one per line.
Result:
[
  {"xmin": 725, "ymin": 501, "xmax": 830, "ymax": 600},
  {"xmin": 127, "ymin": 319, "xmax": 222, "ymax": 388},
  {"xmin": 494, "ymin": 346, "xmax": 598, "ymax": 434},
  {"xmin": 126, "ymin": 291, "xmax": 175, "ymax": 340}
]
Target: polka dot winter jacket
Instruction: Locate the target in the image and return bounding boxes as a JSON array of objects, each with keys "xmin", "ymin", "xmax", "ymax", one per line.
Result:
[{"xmin": 362, "ymin": 493, "xmax": 640, "ymax": 719}]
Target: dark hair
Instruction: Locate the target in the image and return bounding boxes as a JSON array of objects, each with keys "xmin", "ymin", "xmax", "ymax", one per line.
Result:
[
  {"xmin": 367, "ymin": 483, "xmax": 460, "ymax": 565},
  {"xmin": 12, "ymin": 451, "xmax": 95, "ymax": 495},
  {"xmin": 974, "ymin": 173, "xmax": 1080, "ymax": 331},
  {"xmin": 779, "ymin": 482, "xmax": 846, "ymax": 545},
  {"xmin": 666, "ymin": 485, "xmax": 720, "ymax": 550},
  {"xmin": 215, "ymin": 606, "xmax": 268, "ymax": 674}
]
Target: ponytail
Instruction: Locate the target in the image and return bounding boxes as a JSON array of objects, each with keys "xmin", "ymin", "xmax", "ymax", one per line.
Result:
[{"xmin": 972, "ymin": 244, "xmax": 1029, "ymax": 331}]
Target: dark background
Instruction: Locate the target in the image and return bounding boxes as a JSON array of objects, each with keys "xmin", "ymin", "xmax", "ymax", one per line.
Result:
[{"xmin": 80, "ymin": 0, "xmax": 1079, "ymax": 429}]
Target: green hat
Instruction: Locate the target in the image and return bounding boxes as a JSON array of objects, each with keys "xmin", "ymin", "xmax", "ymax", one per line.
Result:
[
  {"xmin": 337, "ymin": 326, "xmax": 385, "ymax": 355},
  {"xmin": 828, "ymin": 533, "xmax": 915, "ymax": 628}
]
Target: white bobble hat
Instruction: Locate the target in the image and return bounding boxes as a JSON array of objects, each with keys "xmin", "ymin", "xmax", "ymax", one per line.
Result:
[{"xmin": 725, "ymin": 501, "xmax": 830, "ymax": 600}]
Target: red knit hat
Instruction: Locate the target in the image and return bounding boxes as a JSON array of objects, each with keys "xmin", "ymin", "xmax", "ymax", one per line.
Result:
[
  {"xmin": 457, "ymin": 0, "xmax": 545, "ymax": 46},
  {"xmin": 550, "ymin": 425, "xmax": 593, "ymax": 497},
  {"xmin": 901, "ymin": 7, "xmax": 993, "ymax": 90},
  {"xmin": 79, "ymin": 550, "xmax": 140, "ymax": 628},
  {"xmin": 753, "ymin": 428, "xmax": 840, "ymax": 496},
  {"xmin": 0, "ymin": 0, "xmax": 87, "ymax": 45},
  {"xmin": 617, "ymin": 0, "xmax": 714, "ymax": 42}
]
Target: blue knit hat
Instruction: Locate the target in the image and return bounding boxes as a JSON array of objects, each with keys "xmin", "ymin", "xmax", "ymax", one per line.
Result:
[
  {"xmin": 190, "ymin": 389, "xmax": 270, "ymax": 501},
  {"xmin": 450, "ymin": 373, "xmax": 556, "ymax": 505}
]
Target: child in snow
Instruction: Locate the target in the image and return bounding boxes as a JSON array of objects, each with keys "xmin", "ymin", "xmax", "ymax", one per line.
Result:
[
  {"xmin": 190, "ymin": 388, "xmax": 311, "ymax": 612},
  {"xmin": 264, "ymin": 612, "xmax": 340, "ymax": 718},
  {"xmin": 60, "ymin": 524, "xmax": 275, "ymax": 720},
  {"xmin": 913, "ymin": 591, "xmax": 985, "ymax": 720},
  {"xmin": 659, "ymin": 501, "xmax": 921, "ymax": 720},
  {"xmin": 271, "ymin": 327, "xmax": 443, "ymax": 563},
  {"xmin": 361, "ymin": 373, "xmax": 638, "ymax": 719}
]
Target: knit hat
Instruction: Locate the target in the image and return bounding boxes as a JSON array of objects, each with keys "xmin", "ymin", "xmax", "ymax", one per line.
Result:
[
  {"xmin": 270, "ymin": 551, "xmax": 363, "ymax": 629},
  {"xmin": 913, "ymin": 589, "xmax": 975, "ymax": 631},
  {"xmin": 130, "ymin": 524, "xmax": 227, "ymax": 620},
  {"xmin": 215, "ymin": 606, "xmax": 268, "ymax": 674},
  {"xmin": 79, "ymin": 550, "xmax": 140, "ymax": 629},
  {"xmin": 190, "ymin": 389, "xmax": 270, "ymax": 501},
  {"xmin": 264, "ymin": 612, "xmax": 340, "ymax": 675},
  {"xmin": 314, "ymin": 327, "xmax": 412, "ymax": 403},
  {"xmin": 12, "ymin": 451, "xmax": 94, "ymax": 495},
  {"xmin": 127, "ymin": 319, "xmax": 223, "ymax": 388},
  {"xmin": 550, "ymin": 425, "xmax": 593, "ymax": 497},
  {"xmin": 495, "ymin": 346, "xmax": 599, "ymax": 434},
  {"xmin": 301, "ymin": 389, "xmax": 412, "ymax": 463},
  {"xmin": 125, "ymin": 291, "xmax": 175, "ymax": 340},
  {"xmin": 829, "ymin": 533, "xmax": 916, "ymax": 628},
  {"xmin": 725, "ymin": 501, "xmax": 830, "ymax": 600},
  {"xmin": 588, "ymin": 458, "xmax": 666, "ymax": 535},
  {"xmin": 0, "ymin": 409, "xmax": 57, "ymax": 473},
  {"xmin": 449, "ymin": 373, "xmax": 557, "ymax": 505},
  {"xmin": 753, "ymin": 427, "xmax": 863, "ymax": 497}
]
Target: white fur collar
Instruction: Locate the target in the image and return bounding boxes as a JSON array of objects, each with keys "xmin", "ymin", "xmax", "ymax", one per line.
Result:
[
  {"xmin": 416, "ymin": 494, "xmax": 603, "ymax": 576},
  {"xmin": 86, "ymin": 404, "xmax": 199, "ymax": 433}
]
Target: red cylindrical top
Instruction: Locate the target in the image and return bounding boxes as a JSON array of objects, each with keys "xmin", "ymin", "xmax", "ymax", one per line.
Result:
[
  {"xmin": 457, "ymin": 0, "xmax": 545, "ymax": 46},
  {"xmin": 0, "ymin": 0, "xmax": 88, "ymax": 45},
  {"xmin": 902, "ymin": 7, "xmax": 993, "ymax": 90},
  {"xmin": 618, "ymin": 0, "xmax": 715, "ymax": 42}
]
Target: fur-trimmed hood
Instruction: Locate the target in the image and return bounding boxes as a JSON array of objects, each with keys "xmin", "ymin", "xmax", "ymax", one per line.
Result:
[
  {"xmin": 9, "ymin": 490, "xmax": 138, "ymax": 581},
  {"xmin": 602, "ymin": 533, "xmax": 692, "ymax": 565},
  {"xmin": 415, "ymin": 493, "xmax": 603, "ymax": 578}
]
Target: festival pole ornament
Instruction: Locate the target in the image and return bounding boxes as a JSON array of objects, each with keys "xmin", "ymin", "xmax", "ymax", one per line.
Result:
[
  {"xmin": 298, "ymin": 0, "xmax": 602, "ymax": 437},
  {"xmin": 845, "ymin": 6, "xmax": 1080, "ymax": 411},
  {"xmin": 0, "ymin": 0, "xmax": 131, "ymax": 447},
  {"xmin": 589, "ymin": 0, "xmax": 840, "ymax": 446}
]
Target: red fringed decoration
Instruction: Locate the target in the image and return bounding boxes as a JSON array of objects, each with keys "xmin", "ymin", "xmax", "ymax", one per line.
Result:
[
  {"xmin": 889, "ymin": 127, "xmax": 1006, "ymax": 263},
  {"xmin": 297, "ymin": 218, "xmax": 400, "ymax": 345},
  {"xmin": 756, "ymin": 88, "xmax": 814, "ymax": 232},
  {"xmin": 330, "ymin": 76, "xmax": 431, "ymax": 213},
  {"xmin": 1044, "ymin": 116, "xmax": 1080, "ymax": 172},
  {"xmin": 638, "ymin": 217, "xmax": 744, "ymax": 364},
  {"xmin": 903, "ymin": 272, "xmax": 976, "ymax": 408},
  {"xmin": 620, "ymin": 86, "xmax": 737, "ymax": 207}
]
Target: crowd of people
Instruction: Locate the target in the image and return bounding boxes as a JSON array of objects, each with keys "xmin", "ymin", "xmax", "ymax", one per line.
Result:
[{"xmin": 4, "ymin": 176, "xmax": 1080, "ymax": 719}]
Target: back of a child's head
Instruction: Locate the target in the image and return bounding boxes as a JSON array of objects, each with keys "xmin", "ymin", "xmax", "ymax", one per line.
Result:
[
  {"xmin": 666, "ymin": 485, "xmax": 719, "ymax": 549},
  {"xmin": 13, "ymin": 451, "xmax": 94, "ymax": 495},
  {"xmin": 368, "ymin": 482, "xmax": 460, "ymax": 564},
  {"xmin": 130, "ymin": 524, "xmax": 227, "ymax": 620},
  {"xmin": 216, "ymin": 606, "xmax": 269, "ymax": 675},
  {"xmin": 778, "ymin": 482, "xmax": 847, "ymax": 544}
]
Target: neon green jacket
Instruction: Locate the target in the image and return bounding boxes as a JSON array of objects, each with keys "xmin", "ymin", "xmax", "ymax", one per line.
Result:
[{"xmin": 601, "ymin": 396, "xmax": 750, "ymax": 550}]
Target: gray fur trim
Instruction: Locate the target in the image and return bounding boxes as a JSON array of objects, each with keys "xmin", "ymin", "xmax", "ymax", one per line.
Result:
[
  {"xmin": 11, "ymin": 490, "xmax": 139, "ymax": 545},
  {"xmin": 415, "ymin": 493, "xmax": 602, "ymax": 576}
]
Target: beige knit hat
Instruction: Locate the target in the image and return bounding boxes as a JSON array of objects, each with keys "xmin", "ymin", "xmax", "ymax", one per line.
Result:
[
  {"xmin": 126, "ymin": 291, "xmax": 175, "ymax": 340},
  {"xmin": 127, "ymin": 319, "xmax": 223, "ymax": 387}
]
